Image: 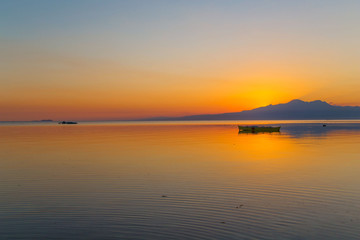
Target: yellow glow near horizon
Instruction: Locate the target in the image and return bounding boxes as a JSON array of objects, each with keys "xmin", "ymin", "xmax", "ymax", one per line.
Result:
[{"xmin": 1, "ymin": 1, "xmax": 360, "ymax": 120}]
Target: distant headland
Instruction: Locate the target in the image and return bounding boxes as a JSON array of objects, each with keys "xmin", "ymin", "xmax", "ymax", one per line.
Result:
[{"xmin": 139, "ymin": 99, "xmax": 360, "ymax": 121}]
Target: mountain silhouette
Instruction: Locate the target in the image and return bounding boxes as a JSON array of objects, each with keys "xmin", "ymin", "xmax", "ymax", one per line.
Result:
[{"xmin": 141, "ymin": 99, "xmax": 360, "ymax": 120}]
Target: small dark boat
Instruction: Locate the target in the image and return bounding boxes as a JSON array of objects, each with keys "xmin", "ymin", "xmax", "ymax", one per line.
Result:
[
  {"xmin": 238, "ymin": 126, "xmax": 280, "ymax": 133},
  {"xmin": 58, "ymin": 121, "xmax": 78, "ymax": 124}
]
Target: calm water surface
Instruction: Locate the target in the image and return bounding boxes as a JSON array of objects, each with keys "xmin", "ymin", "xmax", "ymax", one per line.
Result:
[{"xmin": 1, "ymin": 120, "xmax": 360, "ymax": 239}]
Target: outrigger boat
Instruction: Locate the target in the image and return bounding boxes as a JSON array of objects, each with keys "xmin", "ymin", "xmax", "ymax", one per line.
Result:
[
  {"xmin": 238, "ymin": 126, "xmax": 280, "ymax": 133},
  {"xmin": 58, "ymin": 121, "xmax": 78, "ymax": 124}
]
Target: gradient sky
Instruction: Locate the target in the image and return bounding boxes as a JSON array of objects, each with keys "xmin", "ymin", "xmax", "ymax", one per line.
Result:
[{"xmin": 1, "ymin": 0, "xmax": 360, "ymax": 121}]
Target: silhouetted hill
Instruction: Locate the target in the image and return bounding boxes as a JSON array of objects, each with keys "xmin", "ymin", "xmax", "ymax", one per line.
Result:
[{"xmin": 141, "ymin": 99, "xmax": 360, "ymax": 120}]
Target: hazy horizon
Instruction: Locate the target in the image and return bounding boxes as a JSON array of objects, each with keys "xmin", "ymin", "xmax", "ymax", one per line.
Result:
[{"xmin": 1, "ymin": 98, "xmax": 360, "ymax": 122}]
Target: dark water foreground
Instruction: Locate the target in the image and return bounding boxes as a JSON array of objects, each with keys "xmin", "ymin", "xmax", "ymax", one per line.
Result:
[{"xmin": 1, "ymin": 120, "xmax": 360, "ymax": 239}]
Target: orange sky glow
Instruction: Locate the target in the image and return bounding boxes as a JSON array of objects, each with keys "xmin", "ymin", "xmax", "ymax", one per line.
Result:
[{"xmin": 1, "ymin": 1, "xmax": 360, "ymax": 121}]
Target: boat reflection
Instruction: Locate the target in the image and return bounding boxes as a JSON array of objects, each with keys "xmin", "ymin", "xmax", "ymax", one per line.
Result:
[{"xmin": 236, "ymin": 123, "xmax": 360, "ymax": 137}]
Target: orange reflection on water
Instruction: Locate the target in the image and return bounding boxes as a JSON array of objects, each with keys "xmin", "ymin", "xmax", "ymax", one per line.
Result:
[
  {"xmin": 2, "ymin": 122, "xmax": 360, "ymax": 240},
  {"xmin": 235, "ymin": 132, "xmax": 299, "ymax": 160},
  {"xmin": 0, "ymin": 123, "xmax": 319, "ymax": 180}
]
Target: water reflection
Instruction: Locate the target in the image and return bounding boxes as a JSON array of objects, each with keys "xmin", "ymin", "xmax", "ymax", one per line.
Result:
[
  {"xmin": 1, "ymin": 122, "xmax": 360, "ymax": 239},
  {"xmin": 280, "ymin": 123, "xmax": 360, "ymax": 138}
]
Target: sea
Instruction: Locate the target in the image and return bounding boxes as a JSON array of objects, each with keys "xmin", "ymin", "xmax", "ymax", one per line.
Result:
[{"xmin": 1, "ymin": 120, "xmax": 360, "ymax": 239}]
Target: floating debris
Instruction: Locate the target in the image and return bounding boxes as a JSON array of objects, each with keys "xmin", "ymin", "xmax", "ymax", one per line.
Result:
[
  {"xmin": 235, "ymin": 204, "xmax": 244, "ymax": 208},
  {"xmin": 161, "ymin": 195, "xmax": 167, "ymax": 198}
]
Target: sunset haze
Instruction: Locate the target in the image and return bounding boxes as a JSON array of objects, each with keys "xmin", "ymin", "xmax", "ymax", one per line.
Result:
[{"xmin": 1, "ymin": 0, "xmax": 360, "ymax": 120}]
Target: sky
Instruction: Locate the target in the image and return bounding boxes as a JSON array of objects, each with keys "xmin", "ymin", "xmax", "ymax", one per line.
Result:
[{"xmin": 1, "ymin": 0, "xmax": 360, "ymax": 121}]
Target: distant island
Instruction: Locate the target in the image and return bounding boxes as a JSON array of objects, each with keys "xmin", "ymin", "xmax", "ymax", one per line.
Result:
[{"xmin": 140, "ymin": 99, "xmax": 360, "ymax": 121}]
